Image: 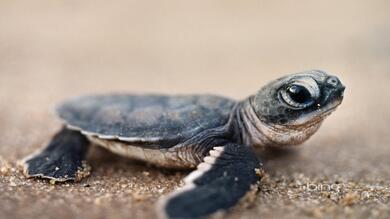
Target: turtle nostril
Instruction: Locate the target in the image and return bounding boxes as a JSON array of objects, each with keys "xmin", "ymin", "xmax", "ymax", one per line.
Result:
[{"xmin": 327, "ymin": 76, "xmax": 339, "ymax": 87}]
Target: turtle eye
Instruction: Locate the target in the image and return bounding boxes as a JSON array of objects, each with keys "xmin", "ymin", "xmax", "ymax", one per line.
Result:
[
  {"xmin": 280, "ymin": 83, "xmax": 318, "ymax": 109},
  {"xmin": 287, "ymin": 85, "xmax": 312, "ymax": 104}
]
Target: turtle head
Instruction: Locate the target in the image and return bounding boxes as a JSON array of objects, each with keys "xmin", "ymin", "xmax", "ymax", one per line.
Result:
[{"xmin": 245, "ymin": 70, "xmax": 345, "ymax": 147}]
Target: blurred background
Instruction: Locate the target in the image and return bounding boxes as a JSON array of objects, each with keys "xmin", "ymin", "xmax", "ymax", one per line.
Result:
[{"xmin": 0, "ymin": 1, "xmax": 389, "ymax": 219}]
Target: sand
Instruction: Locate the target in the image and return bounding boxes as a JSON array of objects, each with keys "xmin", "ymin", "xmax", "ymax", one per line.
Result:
[{"xmin": 0, "ymin": 1, "xmax": 389, "ymax": 219}]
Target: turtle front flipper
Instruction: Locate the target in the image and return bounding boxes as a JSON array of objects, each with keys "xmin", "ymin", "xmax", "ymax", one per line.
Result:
[
  {"xmin": 158, "ymin": 143, "xmax": 263, "ymax": 219},
  {"xmin": 22, "ymin": 127, "xmax": 90, "ymax": 182}
]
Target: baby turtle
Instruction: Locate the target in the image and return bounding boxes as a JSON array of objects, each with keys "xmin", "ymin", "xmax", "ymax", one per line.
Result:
[{"xmin": 22, "ymin": 70, "xmax": 345, "ymax": 219}]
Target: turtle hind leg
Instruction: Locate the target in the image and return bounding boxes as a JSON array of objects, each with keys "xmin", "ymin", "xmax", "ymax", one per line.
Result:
[{"xmin": 22, "ymin": 127, "xmax": 90, "ymax": 182}]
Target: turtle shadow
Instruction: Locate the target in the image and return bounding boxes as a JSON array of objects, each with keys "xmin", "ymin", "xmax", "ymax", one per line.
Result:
[
  {"xmin": 254, "ymin": 147, "xmax": 303, "ymax": 173},
  {"xmin": 256, "ymin": 147, "xmax": 300, "ymax": 161}
]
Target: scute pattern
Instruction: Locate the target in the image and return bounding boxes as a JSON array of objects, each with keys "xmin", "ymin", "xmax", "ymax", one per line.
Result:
[{"xmin": 57, "ymin": 94, "xmax": 236, "ymax": 148}]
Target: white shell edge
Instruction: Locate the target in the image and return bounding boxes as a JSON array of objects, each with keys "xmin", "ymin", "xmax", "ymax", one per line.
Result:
[{"xmin": 64, "ymin": 122, "xmax": 162, "ymax": 142}]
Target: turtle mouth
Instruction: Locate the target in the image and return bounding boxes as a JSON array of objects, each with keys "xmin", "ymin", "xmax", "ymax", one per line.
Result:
[
  {"xmin": 318, "ymin": 96, "xmax": 343, "ymax": 115},
  {"xmin": 289, "ymin": 97, "xmax": 343, "ymax": 127}
]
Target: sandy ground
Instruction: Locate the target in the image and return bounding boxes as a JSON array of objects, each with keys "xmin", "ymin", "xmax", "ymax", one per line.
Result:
[{"xmin": 1, "ymin": 1, "xmax": 390, "ymax": 219}]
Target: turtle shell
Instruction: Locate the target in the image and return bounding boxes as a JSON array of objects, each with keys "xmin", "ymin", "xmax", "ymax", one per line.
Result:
[{"xmin": 57, "ymin": 94, "xmax": 236, "ymax": 148}]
